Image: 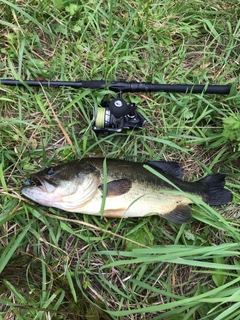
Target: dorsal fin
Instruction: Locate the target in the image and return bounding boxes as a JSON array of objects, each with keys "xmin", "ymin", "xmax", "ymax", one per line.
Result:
[{"xmin": 147, "ymin": 161, "xmax": 183, "ymax": 179}]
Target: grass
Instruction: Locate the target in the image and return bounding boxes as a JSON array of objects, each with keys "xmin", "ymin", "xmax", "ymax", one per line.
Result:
[{"xmin": 0, "ymin": 0, "xmax": 239, "ymax": 318}]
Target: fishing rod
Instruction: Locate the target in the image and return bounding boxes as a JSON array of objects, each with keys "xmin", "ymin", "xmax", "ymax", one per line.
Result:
[{"xmin": 0, "ymin": 79, "xmax": 231, "ymax": 133}]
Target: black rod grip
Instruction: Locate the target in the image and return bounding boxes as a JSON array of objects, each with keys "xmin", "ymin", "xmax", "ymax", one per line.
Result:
[{"xmin": 109, "ymin": 82, "xmax": 231, "ymax": 94}]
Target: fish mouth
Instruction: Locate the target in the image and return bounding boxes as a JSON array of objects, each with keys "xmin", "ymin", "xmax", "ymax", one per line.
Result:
[{"xmin": 30, "ymin": 175, "xmax": 55, "ymax": 193}]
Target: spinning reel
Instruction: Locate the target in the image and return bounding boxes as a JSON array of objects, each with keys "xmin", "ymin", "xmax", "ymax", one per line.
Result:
[
  {"xmin": 0, "ymin": 79, "xmax": 231, "ymax": 133},
  {"xmin": 93, "ymin": 92, "xmax": 146, "ymax": 133}
]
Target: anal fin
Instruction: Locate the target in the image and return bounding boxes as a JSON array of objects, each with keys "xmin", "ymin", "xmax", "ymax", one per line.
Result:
[{"xmin": 162, "ymin": 205, "xmax": 192, "ymax": 224}]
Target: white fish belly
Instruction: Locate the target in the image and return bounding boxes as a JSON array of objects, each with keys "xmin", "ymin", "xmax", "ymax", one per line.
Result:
[{"xmin": 70, "ymin": 188, "xmax": 192, "ymax": 218}]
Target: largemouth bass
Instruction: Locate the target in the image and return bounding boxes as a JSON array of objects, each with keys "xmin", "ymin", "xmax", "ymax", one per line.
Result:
[{"xmin": 21, "ymin": 158, "xmax": 232, "ymax": 224}]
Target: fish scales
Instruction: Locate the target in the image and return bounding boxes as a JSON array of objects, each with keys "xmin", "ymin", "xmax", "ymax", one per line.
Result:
[{"xmin": 21, "ymin": 158, "xmax": 232, "ymax": 224}]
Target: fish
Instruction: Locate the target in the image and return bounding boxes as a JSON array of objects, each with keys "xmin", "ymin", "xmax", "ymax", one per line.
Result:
[{"xmin": 21, "ymin": 158, "xmax": 232, "ymax": 224}]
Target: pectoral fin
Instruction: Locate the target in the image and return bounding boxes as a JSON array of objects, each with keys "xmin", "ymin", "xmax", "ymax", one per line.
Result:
[
  {"xmin": 99, "ymin": 179, "xmax": 132, "ymax": 197},
  {"xmin": 162, "ymin": 205, "xmax": 192, "ymax": 224}
]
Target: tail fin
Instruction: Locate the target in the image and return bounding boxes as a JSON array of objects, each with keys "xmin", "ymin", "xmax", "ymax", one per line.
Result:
[{"xmin": 200, "ymin": 173, "xmax": 232, "ymax": 206}]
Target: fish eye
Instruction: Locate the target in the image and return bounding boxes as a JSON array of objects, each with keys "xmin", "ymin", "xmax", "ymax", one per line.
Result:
[{"xmin": 46, "ymin": 168, "xmax": 55, "ymax": 175}]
